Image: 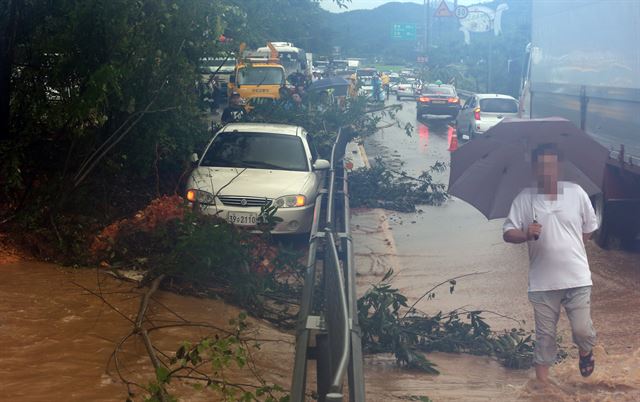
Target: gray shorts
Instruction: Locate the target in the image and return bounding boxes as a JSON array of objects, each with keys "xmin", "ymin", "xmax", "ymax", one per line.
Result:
[{"xmin": 528, "ymin": 286, "xmax": 596, "ymax": 366}]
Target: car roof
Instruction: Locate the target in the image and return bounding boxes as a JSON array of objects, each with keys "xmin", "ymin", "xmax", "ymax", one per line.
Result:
[
  {"xmin": 220, "ymin": 123, "xmax": 304, "ymax": 137},
  {"xmin": 425, "ymin": 83, "xmax": 454, "ymax": 88},
  {"xmin": 474, "ymin": 93, "xmax": 517, "ymax": 100}
]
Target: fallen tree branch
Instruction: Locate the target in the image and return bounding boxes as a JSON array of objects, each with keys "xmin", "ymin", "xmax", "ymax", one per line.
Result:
[
  {"xmin": 134, "ymin": 274, "xmax": 167, "ymax": 401},
  {"xmin": 402, "ymin": 271, "xmax": 490, "ymax": 320}
]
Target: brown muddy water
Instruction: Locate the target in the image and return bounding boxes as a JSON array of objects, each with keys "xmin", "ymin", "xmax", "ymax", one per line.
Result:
[
  {"xmin": 0, "ymin": 261, "xmax": 294, "ymax": 401},
  {"xmin": 351, "ymin": 208, "xmax": 640, "ymax": 402},
  {"xmin": 1, "ymin": 242, "xmax": 639, "ymax": 401}
]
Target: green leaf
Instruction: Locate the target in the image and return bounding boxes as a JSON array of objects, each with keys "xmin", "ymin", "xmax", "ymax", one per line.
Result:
[{"xmin": 155, "ymin": 366, "xmax": 171, "ymax": 383}]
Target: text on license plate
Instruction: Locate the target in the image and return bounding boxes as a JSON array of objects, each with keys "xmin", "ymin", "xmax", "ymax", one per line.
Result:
[
  {"xmin": 432, "ymin": 100, "xmax": 446, "ymax": 104},
  {"xmin": 227, "ymin": 212, "xmax": 258, "ymax": 226}
]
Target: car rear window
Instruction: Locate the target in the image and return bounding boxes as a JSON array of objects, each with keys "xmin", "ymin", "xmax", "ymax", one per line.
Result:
[
  {"xmin": 480, "ymin": 98, "xmax": 518, "ymax": 113},
  {"xmin": 201, "ymin": 132, "xmax": 309, "ymax": 172},
  {"xmin": 424, "ymin": 85, "xmax": 455, "ymax": 95}
]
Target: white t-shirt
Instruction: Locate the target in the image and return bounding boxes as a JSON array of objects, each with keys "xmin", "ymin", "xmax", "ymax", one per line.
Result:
[{"xmin": 503, "ymin": 181, "xmax": 599, "ymax": 292}]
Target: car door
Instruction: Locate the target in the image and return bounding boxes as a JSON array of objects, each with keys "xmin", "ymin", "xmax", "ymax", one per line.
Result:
[{"xmin": 304, "ymin": 134, "xmax": 324, "ymax": 195}]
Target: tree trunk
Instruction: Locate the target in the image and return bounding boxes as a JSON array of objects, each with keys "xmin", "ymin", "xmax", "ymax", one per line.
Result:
[{"xmin": 0, "ymin": 0, "xmax": 22, "ymax": 141}]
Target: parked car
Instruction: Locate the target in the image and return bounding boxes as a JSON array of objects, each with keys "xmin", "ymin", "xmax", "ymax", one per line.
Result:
[
  {"xmin": 455, "ymin": 94, "xmax": 519, "ymax": 139},
  {"xmin": 396, "ymin": 78, "xmax": 420, "ymax": 100},
  {"xmin": 185, "ymin": 123, "xmax": 330, "ymax": 234},
  {"xmin": 416, "ymin": 83, "xmax": 461, "ymax": 119}
]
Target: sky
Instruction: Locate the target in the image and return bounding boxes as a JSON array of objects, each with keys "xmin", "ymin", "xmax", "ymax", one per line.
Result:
[{"xmin": 319, "ymin": 0, "xmax": 489, "ymax": 13}]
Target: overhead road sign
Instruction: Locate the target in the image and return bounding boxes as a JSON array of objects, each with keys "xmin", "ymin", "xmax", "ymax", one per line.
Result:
[{"xmin": 391, "ymin": 23, "xmax": 417, "ymax": 40}]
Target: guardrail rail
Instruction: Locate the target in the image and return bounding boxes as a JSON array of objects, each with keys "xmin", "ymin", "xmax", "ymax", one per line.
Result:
[{"xmin": 290, "ymin": 128, "xmax": 365, "ymax": 402}]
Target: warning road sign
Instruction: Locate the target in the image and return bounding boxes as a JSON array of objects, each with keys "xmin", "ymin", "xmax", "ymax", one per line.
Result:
[{"xmin": 434, "ymin": 0, "xmax": 453, "ymax": 17}]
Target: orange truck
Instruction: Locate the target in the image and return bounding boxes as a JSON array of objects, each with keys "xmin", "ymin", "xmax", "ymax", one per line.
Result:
[{"xmin": 227, "ymin": 43, "xmax": 286, "ymax": 104}]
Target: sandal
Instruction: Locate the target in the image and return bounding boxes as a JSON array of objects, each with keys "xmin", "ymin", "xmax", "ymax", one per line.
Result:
[{"xmin": 579, "ymin": 351, "xmax": 595, "ymax": 377}]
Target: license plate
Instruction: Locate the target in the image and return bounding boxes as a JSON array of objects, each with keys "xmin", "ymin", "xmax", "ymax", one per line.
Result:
[
  {"xmin": 432, "ymin": 100, "xmax": 446, "ymax": 104},
  {"xmin": 462, "ymin": 134, "xmax": 470, "ymax": 140},
  {"xmin": 227, "ymin": 212, "xmax": 258, "ymax": 226}
]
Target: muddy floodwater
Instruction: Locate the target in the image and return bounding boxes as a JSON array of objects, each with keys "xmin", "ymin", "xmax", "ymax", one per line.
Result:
[
  {"xmin": 2, "ymin": 239, "xmax": 639, "ymax": 401},
  {"xmin": 2, "ymin": 100, "xmax": 640, "ymax": 401},
  {"xmin": 0, "ymin": 261, "xmax": 294, "ymax": 402}
]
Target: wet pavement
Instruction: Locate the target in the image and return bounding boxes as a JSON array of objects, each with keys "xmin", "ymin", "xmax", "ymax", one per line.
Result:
[{"xmin": 353, "ymin": 98, "xmax": 640, "ymax": 401}]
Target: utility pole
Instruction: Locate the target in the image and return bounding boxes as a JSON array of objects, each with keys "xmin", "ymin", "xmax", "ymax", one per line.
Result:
[
  {"xmin": 423, "ymin": 0, "xmax": 430, "ymax": 82},
  {"xmin": 488, "ymin": 37, "xmax": 493, "ymax": 92},
  {"xmin": 425, "ymin": 0, "xmax": 430, "ymax": 52}
]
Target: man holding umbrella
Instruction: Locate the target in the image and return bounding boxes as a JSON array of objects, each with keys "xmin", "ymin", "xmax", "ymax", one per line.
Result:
[
  {"xmin": 448, "ymin": 118, "xmax": 610, "ymax": 384},
  {"xmin": 503, "ymin": 143, "xmax": 598, "ymax": 382}
]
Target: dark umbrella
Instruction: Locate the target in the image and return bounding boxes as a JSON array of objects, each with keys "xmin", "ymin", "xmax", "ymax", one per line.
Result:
[
  {"xmin": 307, "ymin": 77, "xmax": 350, "ymax": 96},
  {"xmin": 448, "ymin": 117, "xmax": 609, "ymax": 219}
]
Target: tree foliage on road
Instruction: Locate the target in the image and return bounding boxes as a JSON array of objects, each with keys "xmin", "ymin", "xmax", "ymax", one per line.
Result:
[
  {"xmin": 349, "ymin": 157, "xmax": 448, "ymax": 212},
  {"xmin": 358, "ymin": 270, "xmax": 536, "ymax": 373}
]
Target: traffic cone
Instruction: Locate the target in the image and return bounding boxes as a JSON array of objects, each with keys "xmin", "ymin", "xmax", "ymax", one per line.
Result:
[{"xmin": 449, "ymin": 128, "xmax": 459, "ymax": 152}]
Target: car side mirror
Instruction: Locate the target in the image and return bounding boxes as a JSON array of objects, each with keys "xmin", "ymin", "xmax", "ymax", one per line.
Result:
[
  {"xmin": 313, "ymin": 159, "xmax": 330, "ymax": 170},
  {"xmin": 190, "ymin": 153, "xmax": 199, "ymax": 163}
]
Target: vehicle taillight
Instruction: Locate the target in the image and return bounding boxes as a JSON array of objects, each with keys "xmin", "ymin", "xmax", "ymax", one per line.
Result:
[
  {"xmin": 419, "ymin": 97, "xmax": 431, "ymax": 102},
  {"xmin": 474, "ymin": 108, "xmax": 481, "ymax": 120},
  {"xmin": 448, "ymin": 97, "xmax": 459, "ymax": 103}
]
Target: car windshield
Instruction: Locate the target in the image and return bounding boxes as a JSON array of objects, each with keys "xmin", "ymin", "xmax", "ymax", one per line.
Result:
[
  {"xmin": 359, "ymin": 77, "xmax": 373, "ymax": 86},
  {"xmin": 237, "ymin": 67, "xmax": 284, "ymax": 86},
  {"xmin": 201, "ymin": 132, "xmax": 309, "ymax": 172},
  {"xmin": 424, "ymin": 85, "xmax": 455, "ymax": 95},
  {"xmin": 480, "ymin": 98, "xmax": 518, "ymax": 113}
]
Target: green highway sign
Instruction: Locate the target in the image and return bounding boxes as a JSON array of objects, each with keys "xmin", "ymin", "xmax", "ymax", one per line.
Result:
[{"xmin": 391, "ymin": 23, "xmax": 417, "ymax": 40}]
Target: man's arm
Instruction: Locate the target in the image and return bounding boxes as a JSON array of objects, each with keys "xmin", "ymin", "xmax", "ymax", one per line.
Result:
[
  {"xmin": 504, "ymin": 229, "xmax": 528, "ymax": 244},
  {"xmin": 504, "ymin": 222, "xmax": 542, "ymax": 244}
]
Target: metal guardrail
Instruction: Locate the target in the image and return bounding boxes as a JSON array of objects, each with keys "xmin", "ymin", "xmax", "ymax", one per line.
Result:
[{"xmin": 290, "ymin": 128, "xmax": 365, "ymax": 402}]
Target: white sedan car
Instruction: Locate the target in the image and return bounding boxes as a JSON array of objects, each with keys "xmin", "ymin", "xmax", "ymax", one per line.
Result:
[
  {"xmin": 396, "ymin": 78, "xmax": 420, "ymax": 100},
  {"xmin": 456, "ymin": 94, "xmax": 519, "ymax": 140},
  {"xmin": 186, "ymin": 123, "xmax": 330, "ymax": 234}
]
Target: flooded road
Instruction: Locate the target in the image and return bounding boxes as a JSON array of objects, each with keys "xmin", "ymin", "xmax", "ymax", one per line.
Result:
[
  {"xmin": 354, "ymin": 98, "xmax": 640, "ymax": 401},
  {"xmin": 0, "ymin": 261, "xmax": 293, "ymax": 401},
  {"xmin": 1, "ymin": 99, "xmax": 639, "ymax": 401}
]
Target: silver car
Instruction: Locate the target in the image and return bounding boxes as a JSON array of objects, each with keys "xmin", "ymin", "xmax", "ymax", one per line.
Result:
[
  {"xmin": 186, "ymin": 123, "xmax": 330, "ymax": 234},
  {"xmin": 396, "ymin": 78, "xmax": 420, "ymax": 101},
  {"xmin": 456, "ymin": 94, "xmax": 519, "ymax": 139}
]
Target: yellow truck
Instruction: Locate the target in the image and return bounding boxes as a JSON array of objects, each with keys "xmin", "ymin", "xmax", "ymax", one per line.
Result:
[{"xmin": 227, "ymin": 43, "xmax": 286, "ymax": 103}]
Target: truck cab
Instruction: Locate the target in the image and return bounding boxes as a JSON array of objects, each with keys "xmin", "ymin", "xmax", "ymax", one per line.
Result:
[{"xmin": 228, "ymin": 45, "xmax": 286, "ymax": 104}]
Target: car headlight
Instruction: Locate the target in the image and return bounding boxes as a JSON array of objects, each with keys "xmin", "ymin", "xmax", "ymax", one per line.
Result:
[
  {"xmin": 274, "ymin": 195, "xmax": 306, "ymax": 208},
  {"xmin": 185, "ymin": 189, "xmax": 216, "ymax": 205}
]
